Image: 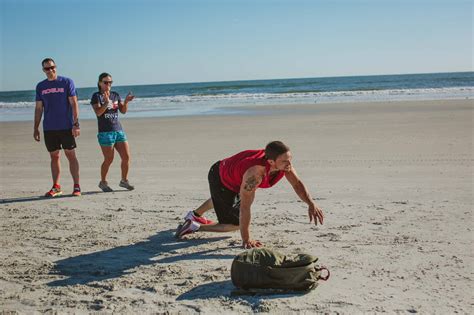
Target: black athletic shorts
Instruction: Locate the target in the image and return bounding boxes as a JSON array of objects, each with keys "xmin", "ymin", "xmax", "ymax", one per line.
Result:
[
  {"xmin": 208, "ymin": 161, "xmax": 241, "ymax": 225},
  {"xmin": 44, "ymin": 129, "xmax": 77, "ymax": 152}
]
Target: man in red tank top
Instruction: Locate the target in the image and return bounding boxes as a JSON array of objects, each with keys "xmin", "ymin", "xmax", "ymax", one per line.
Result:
[{"xmin": 175, "ymin": 141, "xmax": 324, "ymax": 249}]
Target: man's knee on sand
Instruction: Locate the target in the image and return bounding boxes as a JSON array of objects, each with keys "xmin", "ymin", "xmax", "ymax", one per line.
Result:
[{"xmin": 199, "ymin": 222, "xmax": 239, "ymax": 233}]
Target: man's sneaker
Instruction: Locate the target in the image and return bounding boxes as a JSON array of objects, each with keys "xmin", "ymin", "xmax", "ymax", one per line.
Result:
[
  {"xmin": 45, "ymin": 185, "xmax": 62, "ymax": 198},
  {"xmin": 99, "ymin": 181, "xmax": 113, "ymax": 192},
  {"xmin": 184, "ymin": 211, "xmax": 215, "ymax": 225},
  {"xmin": 119, "ymin": 180, "xmax": 134, "ymax": 191},
  {"xmin": 175, "ymin": 219, "xmax": 200, "ymax": 239},
  {"xmin": 72, "ymin": 185, "xmax": 81, "ymax": 196}
]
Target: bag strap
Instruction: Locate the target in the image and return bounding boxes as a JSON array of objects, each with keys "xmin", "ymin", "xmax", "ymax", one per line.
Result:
[{"xmin": 316, "ymin": 266, "xmax": 330, "ymax": 281}]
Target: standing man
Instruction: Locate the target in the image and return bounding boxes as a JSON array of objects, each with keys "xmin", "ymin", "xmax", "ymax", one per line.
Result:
[
  {"xmin": 33, "ymin": 58, "xmax": 81, "ymax": 197},
  {"xmin": 175, "ymin": 141, "xmax": 324, "ymax": 248}
]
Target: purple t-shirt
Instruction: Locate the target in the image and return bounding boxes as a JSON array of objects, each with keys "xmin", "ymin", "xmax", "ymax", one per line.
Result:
[
  {"xmin": 35, "ymin": 76, "xmax": 77, "ymax": 131},
  {"xmin": 90, "ymin": 92, "xmax": 123, "ymax": 132}
]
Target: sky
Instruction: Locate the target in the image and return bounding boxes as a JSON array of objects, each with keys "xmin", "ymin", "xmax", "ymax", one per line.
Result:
[{"xmin": 0, "ymin": 0, "xmax": 472, "ymax": 91}]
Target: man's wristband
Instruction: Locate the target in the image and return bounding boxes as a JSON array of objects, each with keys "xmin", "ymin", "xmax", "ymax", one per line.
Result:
[{"xmin": 73, "ymin": 121, "xmax": 80, "ymax": 127}]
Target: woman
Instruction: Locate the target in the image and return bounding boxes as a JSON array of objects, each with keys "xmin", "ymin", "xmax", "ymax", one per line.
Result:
[{"xmin": 90, "ymin": 72, "xmax": 135, "ymax": 192}]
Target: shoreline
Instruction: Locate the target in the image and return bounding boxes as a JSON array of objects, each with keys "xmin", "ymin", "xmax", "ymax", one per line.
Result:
[
  {"xmin": 1, "ymin": 98, "xmax": 473, "ymax": 124},
  {"xmin": 1, "ymin": 96, "xmax": 473, "ymax": 123}
]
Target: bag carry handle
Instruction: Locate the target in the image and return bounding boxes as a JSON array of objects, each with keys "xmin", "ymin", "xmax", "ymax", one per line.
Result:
[{"xmin": 317, "ymin": 266, "xmax": 330, "ymax": 281}]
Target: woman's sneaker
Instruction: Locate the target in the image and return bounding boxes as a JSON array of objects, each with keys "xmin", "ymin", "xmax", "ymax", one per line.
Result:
[
  {"xmin": 175, "ymin": 219, "xmax": 200, "ymax": 239},
  {"xmin": 119, "ymin": 180, "xmax": 135, "ymax": 191},
  {"xmin": 45, "ymin": 185, "xmax": 62, "ymax": 197},
  {"xmin": 184, "ymin": 211, "xmax": 215, "ymax": 225},
  {"xmin": 99, "ymin": 181, "xmax": 113, "ymax": 192}
]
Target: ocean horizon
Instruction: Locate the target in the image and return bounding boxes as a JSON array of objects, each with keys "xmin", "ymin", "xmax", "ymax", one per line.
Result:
[{"xmin": 1, "ymin": 72, "xmax": 472, "ymax": 122}]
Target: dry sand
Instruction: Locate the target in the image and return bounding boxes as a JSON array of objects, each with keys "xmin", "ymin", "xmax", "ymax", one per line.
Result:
[{"xmin": 0, "ymin": 99, "xmax": 472, "ymax": 314}]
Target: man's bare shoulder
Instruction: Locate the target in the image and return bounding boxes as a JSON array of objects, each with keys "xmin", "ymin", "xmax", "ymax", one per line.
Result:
[
  {"xmin": 245, "ymin": 164, "xmax": 265, "ymax": 176},
  {"xmin": 242, "ymin": 165, "xmax": 265, "ymax": 192}
]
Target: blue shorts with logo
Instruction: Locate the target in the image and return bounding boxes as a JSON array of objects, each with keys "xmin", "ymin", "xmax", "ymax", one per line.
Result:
[{"xmin": 97, "ymin": 131, "xmax": 127, "ymax": 146}]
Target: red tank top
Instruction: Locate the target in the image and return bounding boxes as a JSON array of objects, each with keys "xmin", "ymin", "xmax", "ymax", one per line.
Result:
[{"xmin": 219, "ymin": 149, "xmax": 285, "ymax": 193}]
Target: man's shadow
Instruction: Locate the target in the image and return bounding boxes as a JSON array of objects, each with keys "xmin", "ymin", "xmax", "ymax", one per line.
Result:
[{"xmin": 48, "ymin": 229, "xmax": 233, "ymax": 287}]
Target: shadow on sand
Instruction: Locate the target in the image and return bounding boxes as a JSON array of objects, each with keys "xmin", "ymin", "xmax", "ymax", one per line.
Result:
[
  {"xmin": 177, "ymin": 280, "xmax": 309, "ymax": 301},
  {"xmin": 0, "ymin": 190, "xmax": 131, "ymax": 205},
  {"xmin": 47, "ymin": 229, "xmax": 233, "ymax": 287}
]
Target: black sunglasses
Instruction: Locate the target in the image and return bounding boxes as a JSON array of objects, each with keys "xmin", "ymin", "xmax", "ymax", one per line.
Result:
[
  {"xmin": 43, "ymin": 66, "xmax": 56, "ymax": 71},
  {"xmin": 102, "ymin": 81, "xmax": 113, "ymax": 85}
]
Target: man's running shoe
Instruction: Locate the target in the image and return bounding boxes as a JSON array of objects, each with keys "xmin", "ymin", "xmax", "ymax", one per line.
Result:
[
  {"xmin": 45, "ymin": 185, "xmax": 62, "ymax": 198},
  {"xmin": 184, "ymin": 211, "xmax": 214, "ymax": 225},
  {"xmin": 99, "ymin": 181, "xmax": 113, "ymax": 192},
  {"xmin": 119, "ymin": 180, "xmax": 135, "ymax": 191},
  {"xmin": 72, "ymin": 185, "xmax": 81, "ymax": 197},
  {"xmin": 175, "ymin": 219, "xmax": 200, "ymax": 239}
]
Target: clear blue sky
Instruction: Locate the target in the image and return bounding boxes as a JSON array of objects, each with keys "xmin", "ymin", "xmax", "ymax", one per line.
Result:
[{"xmin": 0, "ymin": 0, "xmax": 472, "ymax": 91}]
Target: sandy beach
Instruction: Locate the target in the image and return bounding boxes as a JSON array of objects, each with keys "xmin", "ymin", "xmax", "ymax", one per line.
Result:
[{"xmin": 0, "ymin": 99, "xmax": 472, "ymax": 314}]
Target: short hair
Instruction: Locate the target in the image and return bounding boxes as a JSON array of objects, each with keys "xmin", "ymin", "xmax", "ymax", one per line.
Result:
[
  {"xmin": 97, "ymin": 72, "xmax": 111, "ymax": 91},
  {"xmin": 265, "ymin": 141, "xmax": 290, "ymax": 160},
  {"xmin": 41, "ymin": 58, "xmax": 55, "ymax": 67}
]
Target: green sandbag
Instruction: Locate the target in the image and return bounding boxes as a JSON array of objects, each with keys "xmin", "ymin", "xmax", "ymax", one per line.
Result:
[{"xmin": 231, "ymin": 248, "xmax": 329, "ymax": 294}]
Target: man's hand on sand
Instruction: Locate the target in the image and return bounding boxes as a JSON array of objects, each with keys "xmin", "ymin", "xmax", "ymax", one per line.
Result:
[
  {"xmin": 34, "ymin": 129, "xmax": 40, "ymax": 142},
  {"xmin": 242, "ymin": 239, "xmax": 263, "ymax": 249},
  {"xmin": 309, "ymin": 204, "xmax": 324, "ymax": 225}
]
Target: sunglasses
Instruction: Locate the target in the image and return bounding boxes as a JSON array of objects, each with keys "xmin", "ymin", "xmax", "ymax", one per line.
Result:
[
  {"xmin": 102, "ymin": 81, "xmax": 113, "ymax": 85},
  {"xmin": 43, "ymin": 66, "xmax": 56, "ymax": 71}
]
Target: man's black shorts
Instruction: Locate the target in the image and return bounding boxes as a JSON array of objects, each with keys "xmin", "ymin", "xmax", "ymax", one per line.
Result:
[
  {"xmin": 208, "ymin": 161, "xmax": 240, "ymax": 225},
  {"xmin": 44, "ymin": 130, "xmax": 77, "ymax": 152}
]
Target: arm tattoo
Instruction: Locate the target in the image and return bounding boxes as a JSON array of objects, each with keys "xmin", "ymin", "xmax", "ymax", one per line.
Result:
[{"xmin": 244, "ymin": 176, "xmax": 258, "ymax": 192}]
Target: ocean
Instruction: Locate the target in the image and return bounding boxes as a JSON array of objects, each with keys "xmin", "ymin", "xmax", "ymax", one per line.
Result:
[{"xmin": 0, "ymin": 72, "xmax": 472, "ymax": 122}]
